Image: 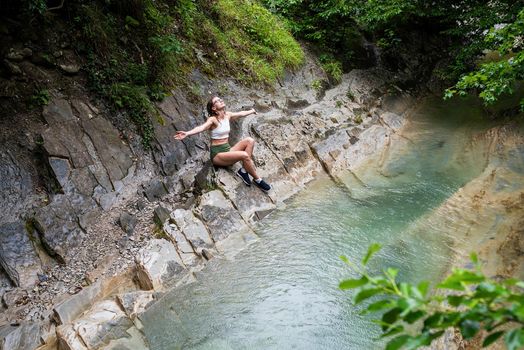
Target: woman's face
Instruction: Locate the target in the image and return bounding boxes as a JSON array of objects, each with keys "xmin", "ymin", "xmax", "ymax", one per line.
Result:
[{"xmin": 211, "ymin": 97, "xmax": 225, "ymax": 112}]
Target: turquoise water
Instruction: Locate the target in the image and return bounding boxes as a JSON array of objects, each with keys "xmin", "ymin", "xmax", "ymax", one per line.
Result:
[{"xmin": 141, "ymin": 96, "xmax": 494, "ymax": 349}]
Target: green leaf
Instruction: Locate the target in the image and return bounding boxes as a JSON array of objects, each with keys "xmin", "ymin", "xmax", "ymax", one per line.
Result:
[
  {"xmin": 441, "ymin": 312, "xmax": 462, "ymax": 327},
  {"xmin": 382, "ymin": 307, "xmax": 402, "ymax": 331},
  {"xmin": 483, "ymin": 331, "xmax": 504, "ymax": 347},
  {"xmin": 470, "ymin": 252, "xmax": 478, "ymax": 264},
  {"xmin": 438, "ymin": 269, "xmax": 485, "ymax": 291},
  {"xmin": 417, "ymin": 281, "xmax": 430, "ymax": 298},
  {"xmin": 386, "ymin": 335, "xmax": 411, "ymax": 350},
  {"xmin": 423, "ymin": 312, "xmax": 443, "ymax": 329},
  {"xmin": 400, "ymin": 283, "xmax": 410, "ymax": 297},
  {"xmin": 386, "ymin": 268, "xmax": 399, "ymax": 280},
  {"xmin": 365, "ymin": 299, "xmax": 395, "ymax": 313},
  {"xmin": 505, "ymin": 328, "xmax": 524, "ymax": 350},
  {"xmin": 362, "ymin": 243, "xmax": 381, "ymax": 265},
  {"xmin": 405, "ymin": 310, "xmax": 426, "ymax": 324},
  {"xmin": 339, "ymin": 276, "xmax": 369, "ymax": 290},
  {"xmin": 447, "ymin": 295, "xmax": 464, "ymax": 307},
  {"xmin": 339, "ymin": 255, "xmax": 349, "ymax": 264},
  {"xmin": 381, "ymin": 325, "xmax": 404, "ymax": 338},
  {"xmin": 459, "ymin": 319, "xmax": 481, "ymax": 339},
  {"xmin": 354, "ymin": 288, "xmax": 382, "ymax": 304}
]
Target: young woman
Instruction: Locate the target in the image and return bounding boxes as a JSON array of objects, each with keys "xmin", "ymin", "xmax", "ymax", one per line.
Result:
[{"xmin": 174, "ymin": 96, "xmax": 271, "ymax": 192}]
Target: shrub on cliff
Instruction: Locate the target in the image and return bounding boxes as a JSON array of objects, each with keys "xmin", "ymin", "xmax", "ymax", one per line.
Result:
[{"xmin": 3, "ymin": 0, "xmax": 304, "ymax": 147}]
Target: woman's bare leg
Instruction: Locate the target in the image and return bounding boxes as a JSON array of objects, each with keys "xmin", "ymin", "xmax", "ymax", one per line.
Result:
[
  {"xmin": 231, "ymin": 137, "xmax": 255, "ymax": 157},
  {"xmin": 213, "ymin": 150, "xmax": 259, "ymax": 179}
]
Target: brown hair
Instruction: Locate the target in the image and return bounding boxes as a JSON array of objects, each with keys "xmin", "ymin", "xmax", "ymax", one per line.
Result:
[{"xmin": 206, "ymin": 96, "xmax": 218, "ymax": 117}]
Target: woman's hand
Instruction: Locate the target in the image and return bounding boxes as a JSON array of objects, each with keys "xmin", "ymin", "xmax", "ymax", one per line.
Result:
[
  {"xmin": 249, "ymin": 108, "xmax": 257, "ymax": 115},
  {"xmin": 174, "ymin": 131, "xmax": 188, "ymax": 140}
]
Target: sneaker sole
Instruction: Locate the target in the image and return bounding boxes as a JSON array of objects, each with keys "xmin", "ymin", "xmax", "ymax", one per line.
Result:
[{"xmin": 236, "ymin": 172, "xmax": 251, "ymax": 186}]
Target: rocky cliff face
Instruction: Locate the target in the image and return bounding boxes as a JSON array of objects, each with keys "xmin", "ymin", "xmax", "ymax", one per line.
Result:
[{"xmin": 0, "ymin": 38, "xmax": 427, "ymax": 347}]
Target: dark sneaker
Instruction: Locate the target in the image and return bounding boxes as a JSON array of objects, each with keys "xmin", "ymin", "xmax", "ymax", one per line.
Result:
[
  {"xmin": 236, "ymin": 168, "xmax": 251, "ymax": 186},
  {"xmin": 254, "ymin": 179, "xmax": 271, "ymax": 192}
]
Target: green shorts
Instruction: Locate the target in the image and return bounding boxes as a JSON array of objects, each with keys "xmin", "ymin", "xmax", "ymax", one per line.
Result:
[{"xmin": 210, "ymin": 143, "xmax": 231, "ymax": 160}]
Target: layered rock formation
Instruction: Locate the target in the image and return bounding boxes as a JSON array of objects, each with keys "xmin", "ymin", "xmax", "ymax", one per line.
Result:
[{"xmin": 0, "ymin": 42, "xmax": 426, "ymax": 348}]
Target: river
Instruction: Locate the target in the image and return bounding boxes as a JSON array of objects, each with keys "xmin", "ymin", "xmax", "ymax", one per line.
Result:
[{"xmin": 139, "ymin": 96, "xmax": 502, "ymax": 349}]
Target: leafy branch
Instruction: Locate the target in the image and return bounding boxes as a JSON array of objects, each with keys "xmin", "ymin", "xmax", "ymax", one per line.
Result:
[
  {"xmin": 340, "ymin": 244, "xmax": 524, "ymax": 350},
  {"xmin": 445, "ymin": 8, "xmax": 524, "ymax": 109}
]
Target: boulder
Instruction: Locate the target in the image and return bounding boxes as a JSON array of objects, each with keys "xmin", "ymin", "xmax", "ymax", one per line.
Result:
[
  {"xmin": 32, "ymin": 194, "xmax": 96, "ymax": 263},
  {"xmin": 116, "ymin": 291, "xmax": 159, "ymax": 319},
  {"xmin": 163, "ymin": 223, "xmax": 199, "ymax": 267},
  {"xmin": 213, "ymin": 169, "xmax": 276, "ymax": 222},
  {"xmin": 0, "ymin": 323, "xmax": 44, "ymax": 350},
  {"xmin": 135, "ymin": 239, "xmax": 185, "ymax": 290},
  {"xmin": 118, "ymin": 212, "xmax": 137, "ymax": 235},
  {"xmin": 251, "ymin": 118, "xmax": 321, "ymax": 188},
  {"xmin": 41, "ymin": 99, "xmax": 93, "ymax": 170},
  {"xmin": 0, "ymin": 269, "xmax": 12, "ymax": 302},
  {"xmin": 57, "ymin": 300, "xmax": 133, "ymax": 350},
  {"xmin": 2, "ymin": 288, "xmax": 29, "ymax": 309},
  {"xmin": 53, "ymin": 274, "xmax": 135, "ymax": 325},
  {"xmin": 170, "ymin": 209, "xmax": 214, "ymax": 249},
  {"xmin": 196, "ymin": 190, "xmax": 252, "ymax": 242},
  {"xmin": 0, "ymin": 221, "xmax": 42, "ymax": 288},
  {"xmin": 59, "ymin": 64, "xmax": 80, "ymax": 74},
  {"xmin": 80, "ymin": 116, "xmax": 133, "ymax": 185},
  {"xmin": 143, "ymin": 179, "xmax": 168, "ymax": 202},
  {"xmin": 311, "ymin": 125, "xmax": 390, "ymax": 177},
  {"xmin": 56, "ymin": 325, "xmax": 87, "ymax": 350}
]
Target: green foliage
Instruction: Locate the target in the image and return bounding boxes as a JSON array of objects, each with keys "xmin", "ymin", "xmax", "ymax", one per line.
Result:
[
  {"xmin": 262, "ymin": 0, "xmax": 364, "ymax": 70},
  {"xmin": 262, "ymin": 0, "xmax": 523, "ymax": 107},
  {"xmin": 206, "ymin": 0, "xmax": 304, "ymax": 85},
  {"xmin": 311, "ymin": 79, "xmax": 323, "ymax": 92},
  {"xmin": 108, "ymin": 83, "xmax": 155, "ymax": 147},
  {"xmin": 31, "ymin": 89, "xmax": 50, "ymax": 107},
  {"xmin": 319, "ymin": 54, "xmax": 343, "ymax": 84},
  {"xmin": 28, "ymin": 0, "xmax": 47, "ymax": 14},
  {"xmin": 340, "ymin": 246, "xmax": 524, "ymax": 350},
  {"xmin": 445, "ymin": 8, "xmax": 524, "ymax": 109}
]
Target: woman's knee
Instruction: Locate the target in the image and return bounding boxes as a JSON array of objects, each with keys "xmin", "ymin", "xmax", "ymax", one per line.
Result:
[{"xmin": 239, "ymin": 151, "xmax": 250, "ymax": 161}]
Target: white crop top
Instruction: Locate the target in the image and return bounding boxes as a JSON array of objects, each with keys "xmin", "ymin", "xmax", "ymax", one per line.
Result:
[{"xmin": 210, "ymin": 118, "xmax": 230, "ymax": 139}]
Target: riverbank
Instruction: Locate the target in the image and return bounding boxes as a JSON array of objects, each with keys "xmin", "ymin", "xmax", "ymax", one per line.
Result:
[
  {"xmin": 107, "ymin": 92, "xmax": 524, "ymax": 350},
  {"xmin": 44, "ymin": 66, "xmax": 422, "ymax": 350}
]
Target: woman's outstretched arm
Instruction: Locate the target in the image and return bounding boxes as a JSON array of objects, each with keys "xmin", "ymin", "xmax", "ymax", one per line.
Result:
[
  {"xmin": 174, "ymin": 118, "xmax": 215, "ymax": 140},
  {"xmin": 228, "ymin": 109, "xmax": 257, "ymax": 121}
]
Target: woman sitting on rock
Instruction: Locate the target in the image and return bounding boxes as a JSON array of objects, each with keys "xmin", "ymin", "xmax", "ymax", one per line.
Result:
[{"xmin": 174, "ymin": 96, "xmax": 271, "ymax": 192}]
